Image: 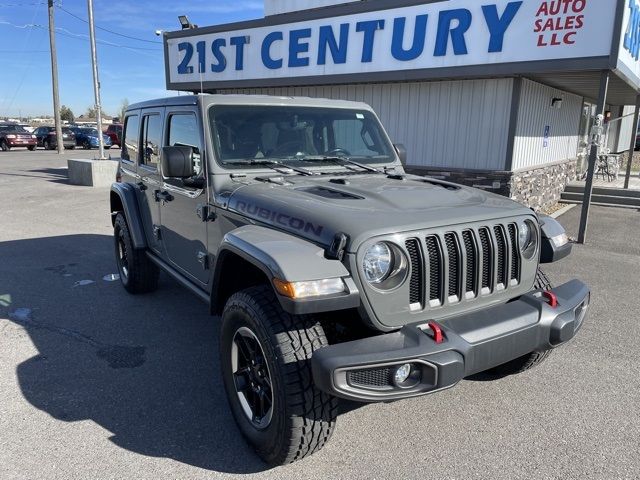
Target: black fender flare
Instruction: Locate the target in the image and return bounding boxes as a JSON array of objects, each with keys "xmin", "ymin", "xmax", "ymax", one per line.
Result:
[{"xmin": 110, "ymin": 183, "xmax": 147, "ymax": 250}]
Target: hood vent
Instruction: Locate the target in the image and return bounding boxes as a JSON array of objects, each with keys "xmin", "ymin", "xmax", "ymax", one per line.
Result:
[
  {"xmin": 420, "ymin": 179, "xmax": 460, "ymax": 191},
  {"xmin": 297, "ymin": 186, "xmax": 363, "ymax": 200}
]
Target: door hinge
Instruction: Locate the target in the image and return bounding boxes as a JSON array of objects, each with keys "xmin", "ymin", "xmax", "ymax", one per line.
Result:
[
  {"xmin": 196, "ymin": 204, "xmax": 217, "ymax": 222},
  {"xmin": 153, "ymin": 225, "xmax": 162, "ymax": 240},
  {"xmin": 197, "ymin": 251, "xmax": 209, "ymax": 270}
]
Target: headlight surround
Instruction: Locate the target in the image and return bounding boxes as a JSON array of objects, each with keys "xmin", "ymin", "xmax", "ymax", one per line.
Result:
[
  {"xmin": 363, "ymin": 242, "xmax": 393, "ymax": 284},
  {"xmin": 519, "ymin": 219, "xmax": 539, "ymax": 260},
  {"xmin": 362, "ymin": 242, "xmax": 408, "ymax": 289}
]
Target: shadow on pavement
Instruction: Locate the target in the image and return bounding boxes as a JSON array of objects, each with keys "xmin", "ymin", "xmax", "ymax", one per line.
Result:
[{"xmin": 0, "ymin": 234, "xmax": 269, "ymax": 474}]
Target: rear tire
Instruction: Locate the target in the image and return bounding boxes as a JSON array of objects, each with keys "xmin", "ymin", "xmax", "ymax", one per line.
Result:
[
  {"xmin": 220, "ymin": 285, "xmax": 337, "ymax": 465},
  {"xmin": 27, "ymin": 145, "xmax": 36, "ymax": 151},
  {"xmin": 483, "ymin": 268, "xmax": 554, "ymax": 376},
  {"xmin": 83, "ymin": 141, "xmax": 90, "ymax": 150},
  {"xmin": 113, "ymin": 213, "xmax": 159, "ymax": 294},
  {"xmin": 44, "ymin": 140, "xmax": 51, "ymax": 150}
]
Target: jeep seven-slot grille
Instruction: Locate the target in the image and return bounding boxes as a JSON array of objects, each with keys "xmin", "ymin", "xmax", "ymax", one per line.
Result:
[{"xmin": 407, "ymin": 223, "xmax": 520, "ymax": 309}]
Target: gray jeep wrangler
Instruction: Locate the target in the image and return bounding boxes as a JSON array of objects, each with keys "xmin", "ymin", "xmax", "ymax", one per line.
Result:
[{"xmin": 110, "ymin": 94, "xmax": 590, "ymax": 465}]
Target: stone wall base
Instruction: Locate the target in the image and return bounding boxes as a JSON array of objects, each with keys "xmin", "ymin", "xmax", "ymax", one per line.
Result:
[{"xmin": 405, "ymin": 159, "xmax": 578, "ymax": 212}]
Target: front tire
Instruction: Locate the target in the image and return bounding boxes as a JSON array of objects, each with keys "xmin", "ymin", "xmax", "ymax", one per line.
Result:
[
  {"xmin": 1, "ymin": 140, "xmax": 9, "ymax": 151},
  {"xmin": 113, "ymin": 213, "xmax": 159, "ymax": 294},
  {"xmin": 220, "ymin": 286, "xmax": 337, "ymax": 465},
  {"xmin": 484, "ymin": 268, "xmax": 554, "ymax": 376},
  {"xmin": 27, "ymin": 145, "xmax": 36, "ymax": 151}
]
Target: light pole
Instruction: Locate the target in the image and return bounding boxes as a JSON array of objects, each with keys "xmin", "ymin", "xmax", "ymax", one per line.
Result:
[
  {"xmin": 48, "ymin": 0, "xmax": 63, "ymax": 154},
  {"xmin": 87, "ymin": 0, "xmax": 105, "ymax": 159}
]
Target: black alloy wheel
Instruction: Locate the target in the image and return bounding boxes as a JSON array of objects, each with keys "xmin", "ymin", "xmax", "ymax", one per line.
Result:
[{"xmin": 231, "ymin": 326, "xmax": 274, "ymax": 429}]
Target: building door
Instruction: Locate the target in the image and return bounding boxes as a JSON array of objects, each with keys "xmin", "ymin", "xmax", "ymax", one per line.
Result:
[{"xmin": 159, "ymin": 109, "xmax": 211, "ymax": 286}]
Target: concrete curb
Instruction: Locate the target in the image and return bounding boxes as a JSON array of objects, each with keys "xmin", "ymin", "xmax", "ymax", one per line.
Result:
[{"xmin": 550, "ymin": 203, "xmax": 576, "ymax": 219}]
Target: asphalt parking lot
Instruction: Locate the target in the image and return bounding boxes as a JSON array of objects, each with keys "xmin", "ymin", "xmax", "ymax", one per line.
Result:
[{"xmin": 1, "ymin": 150, "xmax": 638, "ymax": 480}]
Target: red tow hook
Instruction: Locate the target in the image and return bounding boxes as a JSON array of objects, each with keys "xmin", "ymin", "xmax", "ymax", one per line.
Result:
[
  {"xmin": 543, "ymin": 290, "xmax": 558, "ymax": 308},
  {"xmin": 427, "ymin": 322, "xmax": 444, "ymax": 344}
]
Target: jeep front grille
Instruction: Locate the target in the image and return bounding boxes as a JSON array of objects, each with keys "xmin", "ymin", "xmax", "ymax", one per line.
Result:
[{"xmin": 407, "ymin": 223, "xmax": 521, "ymax": 310}]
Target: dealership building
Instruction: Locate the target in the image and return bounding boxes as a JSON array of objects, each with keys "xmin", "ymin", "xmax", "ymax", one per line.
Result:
[{"xmin": 164, "ymin": 0, "xmax": 640, "ymax": 210}]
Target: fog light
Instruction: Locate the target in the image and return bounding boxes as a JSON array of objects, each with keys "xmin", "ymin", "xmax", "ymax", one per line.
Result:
[{"xmin": 394, "ymin": 364, "xmax": 412, "ymax": 384}]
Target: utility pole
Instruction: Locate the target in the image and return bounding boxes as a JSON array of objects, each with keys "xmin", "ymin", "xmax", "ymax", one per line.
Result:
[
  {"xmin": 87, "ymin": 0, "xmax": 105, "ymax": 159},
  {"xmin": 47, "ymin": 0, "xmax": 63, "ymax": 154}
]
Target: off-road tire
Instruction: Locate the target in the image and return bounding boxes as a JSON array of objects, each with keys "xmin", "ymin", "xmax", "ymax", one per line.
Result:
[
  {"xmin": 1, "ymin": 140, "xmax": 9, "ymax": 151},
  {"xmin": 113, "ymin": 213, "xmax": 159, "ymax": 294},
  {"xmin": 484, "ymin": 268, "xmax": 554, "ymax": 376},
  {"xmin": 220, "ymin": 285, "xmax": 338, "ymax": 465}
]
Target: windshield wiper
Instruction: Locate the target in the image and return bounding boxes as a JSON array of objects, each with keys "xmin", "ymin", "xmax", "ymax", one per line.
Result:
[
  {"xmin": 224, "ymin": 159, "xmax": 315, "ymax": 176},
  {"xmin": 299, "ymin": 155, "xmax": 384, "ymax": 174}
]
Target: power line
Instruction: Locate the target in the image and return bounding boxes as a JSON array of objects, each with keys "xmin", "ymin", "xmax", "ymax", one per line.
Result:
[
  {"xmin": 57, "ymin": 4, "xmax": 162, "ymax": 44},
  {"xmin": 0, "ymin": 2, "xmax": 46, "ymax": 6}
]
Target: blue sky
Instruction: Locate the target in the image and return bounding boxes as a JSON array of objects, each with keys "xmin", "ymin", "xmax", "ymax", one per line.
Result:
[{"xmin": 0, "ymin": 0, "xmax": 264, "ymax": 118}]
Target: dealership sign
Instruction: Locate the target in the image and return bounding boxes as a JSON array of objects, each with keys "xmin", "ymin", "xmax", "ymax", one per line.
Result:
[
  {"xmin": 618, "ymin": 0, "xmax": 640, "ymax": 90},
  {"xmin": 165, "ymin": 0, "xmax": 616, "ymax": 87}
]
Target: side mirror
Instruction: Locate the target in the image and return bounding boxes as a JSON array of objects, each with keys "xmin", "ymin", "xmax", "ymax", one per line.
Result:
[
  {"xmin": 161, "ymin": 146, "xmax": 195, "ymax": 178},
  {"xmin": 394, "ymin": 143, "xmax": 407, "ymax": 164}
]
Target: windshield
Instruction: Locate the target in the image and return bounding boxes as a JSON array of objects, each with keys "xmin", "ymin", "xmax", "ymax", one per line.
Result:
[{"xmin": 209, "ymin": 105, "xmax": 395, "ymax": 169}]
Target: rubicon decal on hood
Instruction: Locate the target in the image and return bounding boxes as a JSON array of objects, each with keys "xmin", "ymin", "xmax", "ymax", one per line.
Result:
[{"xmin": 233, "ymin": 200, "xmax": 324, "ymax": 237}]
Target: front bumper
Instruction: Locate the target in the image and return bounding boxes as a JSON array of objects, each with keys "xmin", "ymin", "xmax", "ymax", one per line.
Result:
[
  {"xmin": 8, "ymin": 139, "xmax": 36, "ymax": 147},
  {"xmin": 312, "ymin": 280, "xmax": 590, "ymax": 402}
]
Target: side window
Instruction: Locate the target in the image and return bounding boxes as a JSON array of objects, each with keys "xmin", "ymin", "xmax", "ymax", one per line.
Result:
[
  {"xmin": 141, "ymin": 114, "xmax": 162, "ymax": 168},
  {"xmin": 167, "ymin": 113, "xmax": 202, "ymax": 175},
  {"xmin": 122, "ymin": 115, "xmax": 139, "ymax": 162}
]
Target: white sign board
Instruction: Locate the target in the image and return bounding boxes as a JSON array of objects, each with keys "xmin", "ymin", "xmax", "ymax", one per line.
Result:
[
  {"xmin": 166, "ymin": 0, "xmax": 616, "ymax": 87},
  {"xmin": 618, "ymin": 0, "xmax": 640, "ymax": 90},
  {"xmin": 265, "ymin": 0, "xmax": 360, "ymax": 17}
]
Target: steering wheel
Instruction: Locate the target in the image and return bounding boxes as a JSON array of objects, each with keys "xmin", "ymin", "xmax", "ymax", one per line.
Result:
[
  {"xmin": 271, "ymin": 141, "xmax": 306, "ymax": 157},
  {"xmin": 325, "ymin": 148, "xmax": 351, "ymax": 157}
]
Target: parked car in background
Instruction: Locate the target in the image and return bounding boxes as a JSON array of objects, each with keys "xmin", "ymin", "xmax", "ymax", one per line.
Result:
[
  {"xmin": 0, "ymin": 124, "xmax": 37, "ymax": 151},
  {"xmin": 105, "ymin": 123, "xmax": 123, "ymax": 147},
  {"xmin": 69, "ymin": 126, "xmax": 112, "ymax": 150},
  {"xmin": 635, "ymin": 130, "xmax": 640, "ymax": 150},
  {"xmin": 33, "ymin": 126, "xmax": 76, "ymax": 150}
]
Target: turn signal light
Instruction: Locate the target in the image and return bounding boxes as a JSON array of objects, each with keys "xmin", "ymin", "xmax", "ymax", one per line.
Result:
[{"xmin": 273, "ymin": 278, "xmax": 346, "ymax": 299}]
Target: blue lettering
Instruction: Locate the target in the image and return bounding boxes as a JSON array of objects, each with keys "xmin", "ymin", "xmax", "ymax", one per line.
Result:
[
  {"xmin": 434, "ymin": 8, "xmax": 472, "ymax": 56},
  {"xmin": 289, "ymin": 28, "xmax": 312, "ymax": 67},
  {"xmin": 482, "ymin": 2, "xmax": 522, "ymax": 53},
  {"xmin": 211, "ymin": 39, "xmax": 226, "ymax": 73},
  {"xmin": 391, "ymin": 15, "xmax": 428, "ymax": 61},
  {"xmin": 625, "ymin": 0, "xmax": 640, "ymax": 60},
  {"xmin": 262, "ymin": 32, "xmax": 283, "ymax": 69},
  {"xmin": 356, "ymin": 20, "xmax": 385, "ymax": 63},
  {"xmin": 318, "ymin": 24, "xmax": 349, "ymax": 65},
  {"xmin": 177, "ymin": 42, "xmax": 194, "ymax": 74},
  {"xmin": 230, "ymin": 36, "xmax": 249, "ymax": 70}
]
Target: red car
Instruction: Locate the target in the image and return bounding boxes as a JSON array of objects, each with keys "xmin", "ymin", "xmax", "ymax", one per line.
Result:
[
  {"xmin": 105, "ymin": 124, "xmax": 123, "ymax": 148},
  {"xmin": 0, "ymin": 124, "xmax": 37, "ymax": 151}
]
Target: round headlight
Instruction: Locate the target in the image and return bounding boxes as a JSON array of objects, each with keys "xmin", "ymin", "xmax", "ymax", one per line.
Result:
[
  {"xmin": 363, "ymin": 242, "xmax": 392, "ymax": 284},
  {"xmin": 518, "ymin": 222, "xmax": 532, "ymax": 250},
  {"xmin": 519, "ymin": 220, "xmax": 538, "ymax": 260}
]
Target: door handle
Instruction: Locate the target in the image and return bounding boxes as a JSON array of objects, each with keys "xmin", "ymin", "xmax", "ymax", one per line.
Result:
[
  {"xmin": 154, "ymin": 190, "xmax": 174, "ymax": 203},
  {"xmin": 136, "ymin": 182, "xmax": 147, "ymax": 191}
]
